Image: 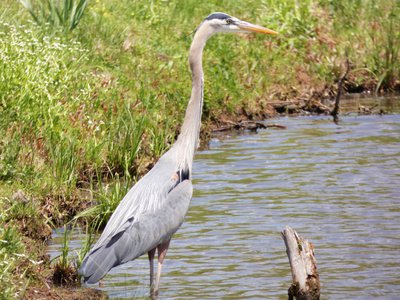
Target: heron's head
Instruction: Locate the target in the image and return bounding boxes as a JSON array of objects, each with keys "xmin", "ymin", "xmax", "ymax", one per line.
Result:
[{"xmin": 200, "ymin": 12, "xmax": 278, "ymax": 36}]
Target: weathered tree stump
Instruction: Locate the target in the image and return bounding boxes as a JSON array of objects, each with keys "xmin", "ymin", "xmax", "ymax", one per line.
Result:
[{"xmin": 281, "ymin": 226, "xmax": 320, "ymax": 300}]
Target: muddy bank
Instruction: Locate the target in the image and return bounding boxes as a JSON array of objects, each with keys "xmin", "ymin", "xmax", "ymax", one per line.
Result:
[
  {"xmin": 204, "ymin": 91, "xmax": 400, "ymax": 139},
  {"xmin": 23, "ymin": 286, "xmax": 106, "ymax": 300}
]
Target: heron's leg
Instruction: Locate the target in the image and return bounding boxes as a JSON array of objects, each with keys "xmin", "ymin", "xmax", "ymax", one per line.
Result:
[
  {"xmin": 153, "ymin": 239, "xmax": 171, "ymax": 296},
  {"xmin": 148, "ymin": 248, "xmax": 156, "ymax": 293}
]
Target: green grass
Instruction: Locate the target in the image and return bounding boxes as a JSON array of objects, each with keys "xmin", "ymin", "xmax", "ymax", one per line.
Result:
[
  {"xmin": 0, "ymin": 193, "xmax": 26, "ymax": 299},
  {"xmin": 0, "ymin": 0, "xmax": 399, "ymax": 296},
  {"xmin": 320, "ymin": 0, "xmax": 400, "ymax": 91},
  {"xmin": 0, "ymin": 228, "xmax": 23, "ymax": 299},
  {"xmin": 75, "ymin": 173, "xmax": 132, "ymax": 231}
]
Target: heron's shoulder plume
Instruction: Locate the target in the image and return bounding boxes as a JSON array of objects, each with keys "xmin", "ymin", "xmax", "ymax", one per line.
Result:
[{"xmin": 205, "ymin": 12, "xmax": 231, "ymax": 21}]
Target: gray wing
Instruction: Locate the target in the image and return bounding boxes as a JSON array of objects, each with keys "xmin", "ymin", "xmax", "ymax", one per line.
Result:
[
  {"xmin": 93, "ymin": 149, "xmax": 178, "ymax": 249},
  {"xmin": 79, "ymin": 179, "xmax": 193, "ymax": 284}
]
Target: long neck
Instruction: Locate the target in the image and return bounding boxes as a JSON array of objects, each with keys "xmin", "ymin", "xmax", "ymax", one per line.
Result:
[{"xmin": 175, "ymin": 24, "xmax": 213, "ymax": 176}]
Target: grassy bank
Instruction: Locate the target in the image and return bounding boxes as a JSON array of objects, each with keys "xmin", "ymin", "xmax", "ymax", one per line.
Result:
[{"xmin": 1, "ymin": 0, "xmax": 399, "ymax": 298}]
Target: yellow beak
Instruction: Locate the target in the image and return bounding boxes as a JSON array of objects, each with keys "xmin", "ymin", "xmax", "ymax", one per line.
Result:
[{"xmin": 238, "ymin": 22, "xmax": 278, "ymax": 35}]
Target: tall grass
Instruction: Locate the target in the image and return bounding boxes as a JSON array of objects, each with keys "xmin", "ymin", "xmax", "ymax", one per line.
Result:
[
  {"xmin": 320, "ymin": 0, "xmax": 400, "ymax": 91},
  {"xmin": 76, "ymin": 173, "xmax": 132, "ymax": 230},
  {"xmin": 0, "ymin": 196, "xmax": 24, "ymax": 299},
  {"xmin": 373, "ymin": 3, "xmax": 400, "ymax": 91},
  {"xmin": 47, "ymin": 134, "xmax": 79, "ymax": 195},
  {"xmin": 19, "ymin": 0, "xmax": 89, "ymax": 32},
  {"xmin": 0, "ymin": 133, "xmax": 22, "ymax": 180},
  {"xmin": 106, "ymin": 105, "xmax": 145, "ymax": 175},
  {"xmin": 0, "ymin": 20, "xmax": 92, "ymax": 194}
]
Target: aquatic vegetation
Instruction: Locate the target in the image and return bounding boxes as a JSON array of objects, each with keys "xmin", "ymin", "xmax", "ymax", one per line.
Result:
[
  {"xmin": 50, "ymin": 224, "xmax": 98, "ymax": 287},
  {"xmin": 51, "ymin": 226, "xmax": 79, "ymax": 286}
]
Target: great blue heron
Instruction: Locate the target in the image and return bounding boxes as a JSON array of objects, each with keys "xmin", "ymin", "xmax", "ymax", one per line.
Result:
[{"xmin": 79, "ymin": 12, "xmax": 277, "ymax": 296}]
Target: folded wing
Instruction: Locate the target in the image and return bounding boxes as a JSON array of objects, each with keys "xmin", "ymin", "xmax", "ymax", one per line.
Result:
[{"xmin": 79, "ymin": 179, "xmax": 193, "ymax": 284}]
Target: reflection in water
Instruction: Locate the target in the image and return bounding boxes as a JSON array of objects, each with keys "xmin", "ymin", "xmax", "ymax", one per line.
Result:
[{"xmin": 49, "ymin": 114, "xmax": 400, "ymax": 299}]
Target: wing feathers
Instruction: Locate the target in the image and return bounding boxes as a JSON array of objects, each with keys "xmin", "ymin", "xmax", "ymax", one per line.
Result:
[{"xmin": 79, "ymin": 180, "xmax": 193, "ymax": 284}]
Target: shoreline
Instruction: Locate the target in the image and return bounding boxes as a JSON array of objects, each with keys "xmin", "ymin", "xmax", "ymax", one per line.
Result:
[
  {"xmin": 204, "ymin": 93, "xmax": 400, "ymax": 136},
  {"xmin": 37, "ymin": 98, "xmax": 399, "ymax": 299},
  {"xmin": 6, "ymin": 92, "xmax": 400, "ymax": 300}
]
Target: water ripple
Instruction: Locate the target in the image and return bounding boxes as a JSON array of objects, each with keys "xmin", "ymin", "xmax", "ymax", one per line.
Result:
[{"xmin": 49, "ymin": 114, "xmax": 400, "ymax": 299}]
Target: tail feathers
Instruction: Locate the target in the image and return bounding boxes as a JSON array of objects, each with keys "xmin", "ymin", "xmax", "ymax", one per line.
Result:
[
  {"xmin": 79, "ymin": 245, "xmax": 118, "ymax": 284},
  {"xmin": 79, "ymin": 217, "xmax": 164, "ymax": 284},
  {"xmin": 79, "ymin": 226, "xmax": 146, "ymax": 284}
]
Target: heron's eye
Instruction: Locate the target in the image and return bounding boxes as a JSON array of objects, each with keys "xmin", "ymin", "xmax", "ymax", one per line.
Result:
[{"xmin": 226, "ymin": 19, "xmax": 234, "ymax": 25}]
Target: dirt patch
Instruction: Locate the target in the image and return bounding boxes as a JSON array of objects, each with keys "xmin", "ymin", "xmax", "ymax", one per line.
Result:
[{"xmin": 23, "ymin": 286, "xmax": 106, "ymax": 300}]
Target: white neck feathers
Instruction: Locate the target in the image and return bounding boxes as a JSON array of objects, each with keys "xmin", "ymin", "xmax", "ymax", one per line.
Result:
[{"xmin": 175, "ymin": 23, "xmax": 215, "ymax": 176}]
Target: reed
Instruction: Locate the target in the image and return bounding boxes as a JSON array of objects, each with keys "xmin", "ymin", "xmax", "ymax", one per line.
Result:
[{"xmin": 52, "ymin": 225, "xmax": 79, "ymax": 286}]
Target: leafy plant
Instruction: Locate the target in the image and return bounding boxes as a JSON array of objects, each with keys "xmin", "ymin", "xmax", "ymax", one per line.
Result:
[{"xmin": 20, "ymin": 0, "xmax": 89, "ymax": 32}]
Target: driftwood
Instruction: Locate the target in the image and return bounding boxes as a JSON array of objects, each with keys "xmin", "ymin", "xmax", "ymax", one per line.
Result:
[
  {"xmin": 281, "ymin": 226, "xmax": 320, "ymax": 300},
  {"xmin": 213, "ymin": 120, "xmax": 286, "ymax": 132},
  {"xmin": 272, "ymin": 99, "xmax": 332, "ymax": 115},
  {"xmin": 272, "ymin": 100, "xmax": 304, "ymax": 114},
  {"xmin": 331, "ymin": 59, "xmax": 350, "ymax": 124}
]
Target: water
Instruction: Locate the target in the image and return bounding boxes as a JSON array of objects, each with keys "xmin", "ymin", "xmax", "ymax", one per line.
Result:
[
  {"xmin": 324, "ymin": 94, "xmax": 400, "ymax": 114},
  {"xmin": 49, "ymin": 114, "xmax": 400, "ymax": 299}
]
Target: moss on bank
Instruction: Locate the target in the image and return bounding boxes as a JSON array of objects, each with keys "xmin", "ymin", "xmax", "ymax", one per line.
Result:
[{"xmin": 1, "ymin": 0, "xmax": 399, "ymax": 298}]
